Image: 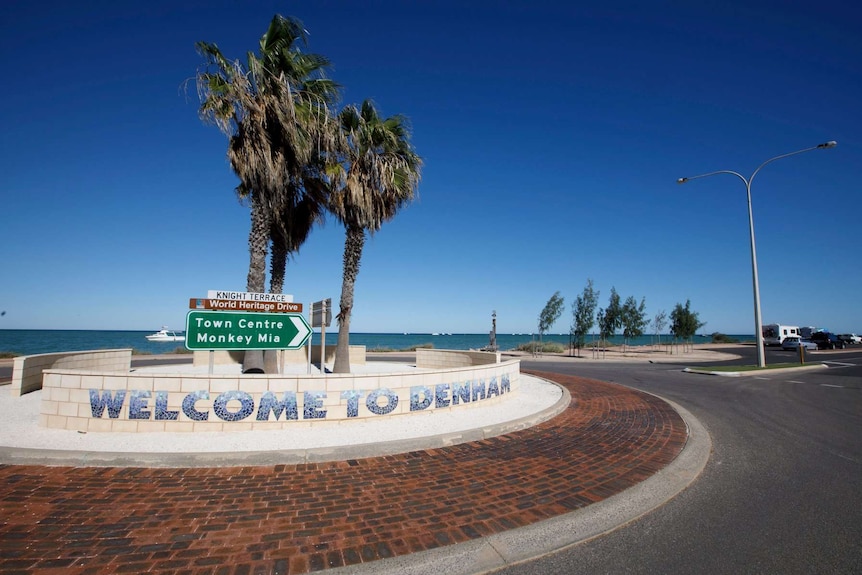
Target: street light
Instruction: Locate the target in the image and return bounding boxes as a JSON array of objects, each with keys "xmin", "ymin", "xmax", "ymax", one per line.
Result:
[{"xmin": 677, "ymin": 141, "xmax": 837, "ymax": 368}]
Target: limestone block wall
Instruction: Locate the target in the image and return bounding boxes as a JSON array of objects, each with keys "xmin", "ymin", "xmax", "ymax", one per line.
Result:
[
  {"xmin": 416, "ymin": 348, "xmax": 501, "ymax": 369},
  {"xmin": 39, "ymin": 360, "xmax": 521, "ymax": 432},
  {"xmin": 10, "ymin": 349, "xmax": 132, "ymax": 397}
]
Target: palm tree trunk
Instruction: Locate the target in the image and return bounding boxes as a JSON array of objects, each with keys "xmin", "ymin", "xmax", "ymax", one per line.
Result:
[
  {"xmin": 269, "ymin": 227, "xmax": 286, "ymax": 294},
  {"xmin": 333, "ymin": 226, "xmax": 365, "ymax": 374},
  {"xmin": 263, "ymin": 228, "xmax": 287, "ymax": 373},
  {"xmin": 243, "ymin": 195, "xmax": 270, "ymax": 374},
  {"xmin": 246, "ymin": 194, "xmax": 270, "ymax": 293}
]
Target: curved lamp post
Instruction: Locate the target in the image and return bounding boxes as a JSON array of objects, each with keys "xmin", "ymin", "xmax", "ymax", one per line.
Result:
[{"xmin": 677, "ymin": 141, "xmax": 837, "ymax": 368}]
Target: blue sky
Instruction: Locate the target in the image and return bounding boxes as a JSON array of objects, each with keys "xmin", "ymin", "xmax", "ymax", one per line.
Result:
[{"xmin": 1, "ymin": 0, "xmax": 859, "ymax": 335}]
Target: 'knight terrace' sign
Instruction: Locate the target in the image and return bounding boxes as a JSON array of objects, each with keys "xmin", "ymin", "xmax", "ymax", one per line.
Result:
[{"xmin": 185, "ymin": 311, "xmax": 311, "ymax": 350}]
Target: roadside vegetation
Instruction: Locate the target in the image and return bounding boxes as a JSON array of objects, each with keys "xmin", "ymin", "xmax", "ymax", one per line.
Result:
[
  {"xmin": 516, "ymin": 341, "xmax": 567, "ymax": 354},
  {"xmin": 368, "ymin": 343, "xmax": 434, "ymax": 352},
  {"xmin": 710, "ymin": 333, "xmax": 740, "ymax": 344},
  {"xmin": 131, "ymin": 347, "xmax": 192, "ymax": 355}
]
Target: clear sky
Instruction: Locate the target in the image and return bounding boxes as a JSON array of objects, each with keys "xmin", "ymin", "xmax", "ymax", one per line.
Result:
[{"xmin": 1, "ymin": 0, "xmax": 859, "ymax": 335}]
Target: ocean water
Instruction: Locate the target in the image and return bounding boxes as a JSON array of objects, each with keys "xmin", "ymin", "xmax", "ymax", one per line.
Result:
[{"xmin": 0, "ymin": 330, "xmax": 753, "ymax": 356}]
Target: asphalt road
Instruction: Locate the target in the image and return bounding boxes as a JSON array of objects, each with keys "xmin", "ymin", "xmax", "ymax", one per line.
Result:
[{"xmin": 499, "ymin": 348, "xmax": 862, "ymax": 574}]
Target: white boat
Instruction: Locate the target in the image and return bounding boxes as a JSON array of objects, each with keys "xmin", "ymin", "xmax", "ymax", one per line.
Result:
[{"xmin": 145, "ymin": 327, "xmax": 185, "ymax": 342}]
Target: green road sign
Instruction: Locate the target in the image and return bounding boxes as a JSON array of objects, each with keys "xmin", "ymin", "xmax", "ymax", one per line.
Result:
[{"xmin": 185, "ymin": 310, "xmax": 312, "ymax": 350}]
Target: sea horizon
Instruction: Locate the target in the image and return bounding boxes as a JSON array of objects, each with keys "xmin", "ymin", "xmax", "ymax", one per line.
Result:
[{"xmin": 0, "ymin": 329, "xmax": 754, "ymax": 357}]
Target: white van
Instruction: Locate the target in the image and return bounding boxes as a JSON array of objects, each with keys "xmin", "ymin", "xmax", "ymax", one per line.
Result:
[{"xmin": 762, "ymin": 324, "xmax": 800, "ymax": 346}]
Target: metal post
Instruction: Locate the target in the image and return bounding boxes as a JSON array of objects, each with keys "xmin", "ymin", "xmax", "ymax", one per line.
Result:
[
  {"xmin": 677, "ymin": 141, "xmax": 837, "ymax": 368},
  {"xmin": 307, "ymin": 301, "xmax": 312, "ymax": 375},
  {"xmin": 746, "ymin": 178, "xmax": 766, "ymax": 368},
  {"xmin": 320, "ymin": 299, "xmax": 326, "ymax": 374}
]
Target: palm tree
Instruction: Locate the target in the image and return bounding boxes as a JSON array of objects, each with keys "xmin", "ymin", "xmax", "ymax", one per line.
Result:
[
  {"xmin": 328, "ymin": 100, "xmax": 422, "ymax": 373},
  {"xmin": 196, "ymin": 14, "xmax": 339, "ymax": 372}
]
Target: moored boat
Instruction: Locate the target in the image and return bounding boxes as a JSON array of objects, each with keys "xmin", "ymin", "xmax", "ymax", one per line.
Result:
[{"xmin": 145, "ymin": 327, "xmax": 185, "ymax": 342}]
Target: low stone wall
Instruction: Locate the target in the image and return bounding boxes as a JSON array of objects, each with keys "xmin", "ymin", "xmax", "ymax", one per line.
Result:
[
  {"xmin": 193, "ymin": 345, "xmax": 367, "ymax": 368},
  {"xmin": 39, "ymin": 359, "xmax": 521, "ymax": 432},
  {"xmin": 10, "ymin": 349, "xmax": 132, "ymax": 397},
  {"xmin": 416, "ymin": 348, "xmax": 501, "ymax": 369}
]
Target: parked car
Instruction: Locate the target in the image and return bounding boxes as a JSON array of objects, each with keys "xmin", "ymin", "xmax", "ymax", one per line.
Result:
[
  {"xmin": 781, "ymin": 337, "xmax": 818, "ymax": 351},
  {"xmin": 810, "ymin": 331, "xmax": 846, "ymax": 350},
  {"xmin": 838, "ymin": 333, "xmax": 861, "ymax": 345}
]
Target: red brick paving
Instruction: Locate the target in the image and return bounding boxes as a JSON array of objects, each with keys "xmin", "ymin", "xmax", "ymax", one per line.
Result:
[{"xmin": 0, "ymin": 371, "xmax": 687, "ymax": 574}]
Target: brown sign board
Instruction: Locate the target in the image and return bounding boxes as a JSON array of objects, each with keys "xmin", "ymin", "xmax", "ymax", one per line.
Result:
[{"xmin": 189, "ymin": 298, "xmax": 303, "ymax": 314}]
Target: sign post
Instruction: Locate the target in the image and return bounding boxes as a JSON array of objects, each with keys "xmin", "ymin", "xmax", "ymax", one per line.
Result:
[{"xmin": 310, "ymin": 298, "xmax": 332, "ymax": 373}]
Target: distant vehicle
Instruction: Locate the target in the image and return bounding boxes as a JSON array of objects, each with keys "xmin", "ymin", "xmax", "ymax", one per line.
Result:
[
  {"xmin": 762, "ymin": 324, "xmax": 800, "ymax": 346},
  {"xmin": 809, "ymin": 331, "xmax": 845, "ymax": 350},
  {"xmin": 781, "ymin": 337, "xmax": 817, "ymax": 351},
  {"xmin": 799, "ymin": 326, "xmax": 820, "ymax": 339},
  {"xmin": 838, "ymin": 333, "xmax": 861, "ymax": 345}
]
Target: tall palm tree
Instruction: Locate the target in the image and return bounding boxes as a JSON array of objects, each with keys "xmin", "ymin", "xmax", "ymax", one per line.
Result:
[
  {"xmin": 328, "ymin": 100, "xmax": 422, "ymax": 373},
  {"xmin": 196, "ymin": 14, "xmax": 339, "ymax": 372}
]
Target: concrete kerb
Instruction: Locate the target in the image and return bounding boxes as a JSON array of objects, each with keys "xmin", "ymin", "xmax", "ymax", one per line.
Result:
[
  {"xmin": 683, "ymin": 363, "xmax": 829, "ymax": 377},
  {"xmin": 327, "ymin": 397, "xmax": 711, "ymax": 575}
]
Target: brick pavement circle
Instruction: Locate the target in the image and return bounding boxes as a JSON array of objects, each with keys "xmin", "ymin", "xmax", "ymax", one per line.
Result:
[{"xmin": 0, "ymin": 371, "xmax": 687, "ymax": 574}]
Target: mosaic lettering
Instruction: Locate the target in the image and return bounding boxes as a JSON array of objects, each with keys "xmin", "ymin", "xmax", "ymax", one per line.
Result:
[{"xmin": 87, "ymin": 374, "xmax": 512, "ymax": 422}]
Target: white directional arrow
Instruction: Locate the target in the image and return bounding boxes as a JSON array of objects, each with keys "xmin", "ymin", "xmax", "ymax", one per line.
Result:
[{"xmin": 288, "ymin": 315, "xmax": 312, "ymax": 348}]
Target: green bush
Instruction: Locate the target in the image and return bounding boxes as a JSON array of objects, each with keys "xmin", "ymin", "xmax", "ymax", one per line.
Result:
[
  {"xmin": 516, "ymin": 341, "xmax": 566, "ymax": 353},
  {"xmin": 407, "ymin": 343, "xmax": 434, "ymax": 351},
  {"xmin": 711, "ymin": 333, "xmax": 739, "ymax": 344},
  {"xmin": 369, "ymin": 343, "xmax": 434, "ymax": 352}
]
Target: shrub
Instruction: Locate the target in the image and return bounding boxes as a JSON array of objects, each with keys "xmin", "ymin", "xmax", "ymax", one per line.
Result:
[
  {"xmin": 516, "ymin": 341, "xmax": 566, "ymax": 353},
  {"xmin": 711, "ymin": 333, "xmax": 739, "ymax": 344},
  {"xmin": 369, "ymin": 343, "xmax": 434, "ymax": 352},
  {"xmin": 407, "ymin": 343, "xmax": 434, "ymax": 351}
]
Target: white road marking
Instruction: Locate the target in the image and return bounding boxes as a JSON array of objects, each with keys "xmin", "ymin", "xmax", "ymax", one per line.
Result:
[{"xmin": 820, "ymin": 384, "xmax": 845, "ymax": 388}]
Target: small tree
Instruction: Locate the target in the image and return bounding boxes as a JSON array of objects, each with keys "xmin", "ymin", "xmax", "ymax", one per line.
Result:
[
  {"xmin": 621, "ymin": 296, "xmax": 648, "ymax": 352},
  {"xmin": 596, "ymin": 308, "xmax": 607, "ymax": 358},
  {"xmin": 570, "ymin": 279, "xmax": 599, "ymax": 356},
  {"xmin": 652, "ymin": 309, "xmax": 667, "ymax": 347},
  {"xmin": 600, "ymin": 287, "xmax": 622, "ymax": 344},
  {"xmin": 537, "ymin": 291, "xmax": 565, "ymax": 353},
  {"xmin": 670, "ymin": 299, "xmax": 705, "ymax": 352}
]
